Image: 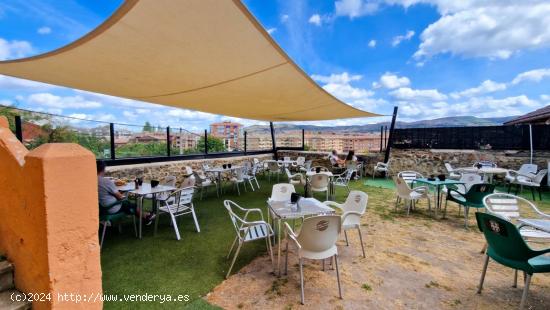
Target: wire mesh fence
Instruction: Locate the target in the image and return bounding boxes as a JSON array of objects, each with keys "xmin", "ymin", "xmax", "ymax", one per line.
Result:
[{"xmin": 392, "ymin": 125, "xmax": 550, "ymax": 150}]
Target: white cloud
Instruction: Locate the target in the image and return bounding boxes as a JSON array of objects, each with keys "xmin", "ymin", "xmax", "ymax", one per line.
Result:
[
  {"xmin": 0, "ymin": 37, "xmax": 32, "ymax": 60},
  {"xmin": 392, "ymin": 30, "xmax": 415, "ymax": 47},
  {"xmin": 368, "ymin": 39, "xmax": 376, "ymax": 48},
  {"xmin": 541, "ymin": 94, "xmax": 550, "ymax": 101},
  {"xmin": 280, "ymin": 14, "xmax": 289, "ymax": 23},
  {"xmin": 311, "ymin": 72, "xmax": 362, "ymax": 84},
  {"xmin": 335, "ymin": 0, "xmax": 378, "ymax": 19},
  {"xmin": 37, "ymin": 26, "xmax": 51, "ymax": 35},
  {"xmin": 0, "ymin": 75, "xmax": 57, "ymax": 91},
  {"xmin": 266, "ymin": 27, "xmax": 277, "ymax": 34},
  {"xmin": 308, "ymin": 14, "xmax": 322, "ymax": 26},
  {"xmin": 372, "ymin": 72, "xmax": 410, "ymax": 89},
  {"xmin": 450, "ymin": 80, "xmax": 507, "ymax": 99},
  {"xmin": 400, "ymin": 1, "xmax": 550, "ymax": 60},
  {"xmin": 0, "ymin": 99, "xmax": 13, "ymax": 107},
  {"xmin": 512, "ymin": 68, "xmax": 550, "ymax": 85},
  {"xmin": 26, "ymin": 93, "xmax": 102, "ymax": 109},
  {"xmin": 390, "ymin": 87, "xmax": 447, "ymax": 102}
]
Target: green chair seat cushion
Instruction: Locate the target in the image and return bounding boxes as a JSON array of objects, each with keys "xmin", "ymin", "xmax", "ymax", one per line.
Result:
[
  {"xmin": 529, "ymin": 255, "xmax": 550, "ymax": 273},
  {"xmin": 100, "ymin": 212, "xmax": 127, "ymax": 222}
]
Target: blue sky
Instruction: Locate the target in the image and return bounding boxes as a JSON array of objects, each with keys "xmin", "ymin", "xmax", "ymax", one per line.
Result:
[{"xmin": 1, "ymin": 0, "xmax": 550, "ymax": 130}]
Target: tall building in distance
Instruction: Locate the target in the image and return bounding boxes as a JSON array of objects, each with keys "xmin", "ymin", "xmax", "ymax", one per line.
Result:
[{"xmin": 209, "ymin": 121, "xmax": 243, "ymax": 151}]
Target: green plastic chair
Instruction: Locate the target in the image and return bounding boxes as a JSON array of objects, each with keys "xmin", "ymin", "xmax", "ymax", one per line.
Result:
[
  {"xmin": 445, "ymin": 183, "xmax": 495, "ymax": 228},
  {"xmin": 475, "ymin": 212, "xmax": 550, "ymax": 310},
  {"xmin": 99, "ymin": 200, "xmax": 136, "ymax": 248}
]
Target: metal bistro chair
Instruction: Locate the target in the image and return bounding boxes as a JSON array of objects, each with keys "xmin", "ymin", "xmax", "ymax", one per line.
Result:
[
  {"xmin": 154, "ymin": 187, "xmax": 200, "ymax": 241},
  {"xmin": 193, "ymin": 171, "xmax": 218, "ymax": 199},
  {"xmin": 324, "ymin": 191, "xmax": 368, "ymax": 257},
  {"xmin": 243, "ymin": 163, "xmax": 260, "ymax": 191},
  {"xmin": 333, "ymin": 169, "xmax": 355, "ymax": 193},
  {"xmin": 229, "ymin": 167, "xmax": 246, "ymax": 195},
  {"xmin": 224, "ymin": 200, "xmax": 274, "ymax": 278},
  {"xmin": 284, "ymin": 215, "xmax": 343, "ymax": 304},
  {"xmin": 510, "ymin": 169, "xmax": 548, "ymax": 201},
  {"xmin": 445, "ymin": 183, "xmax": 495, "ymax": 228},
  {"xmin": 397, "ymin": 171, "xmax": 424, "ymax": 186},
  {"xmin": 300, "ymin": 160, "xmax": 312, "ymax": 173},
  {"xmin": 476, "ymin": 212, "xmax": 550, "ymax": 310},
  {"xmin": 373, "ymin": 159, "xmax": 390, "ymax": 178},
  {"xmin": 444, "ymin": 163, "xmax": 461, "ymax": 180}
]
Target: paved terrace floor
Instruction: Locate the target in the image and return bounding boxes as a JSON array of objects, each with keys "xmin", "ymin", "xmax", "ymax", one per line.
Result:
[{"xmin": 100, "ymin": 176, "xmax": 550, "ymax": 309}]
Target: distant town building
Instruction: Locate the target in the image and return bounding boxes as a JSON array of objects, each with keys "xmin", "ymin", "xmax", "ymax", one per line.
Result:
[{"xmin": 210, "ymin": 121, "xmax": 243, "ymax": 151}]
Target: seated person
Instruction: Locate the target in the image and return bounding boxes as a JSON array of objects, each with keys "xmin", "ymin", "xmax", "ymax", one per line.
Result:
[
  {"xmin": 329, "ymin": 150, "xmax": 343, "ymax": 167},
  {"xmin": 97, "ymin": 161, "xmax": 154, "ymax": 224},
  {"xmin": 345, "ymin": 150, "xmax": 358, "ymax": 179}
]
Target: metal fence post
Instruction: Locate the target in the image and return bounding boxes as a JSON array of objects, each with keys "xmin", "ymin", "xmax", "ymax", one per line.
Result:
[
  {"xmin": 14, "ymin": 115, "xmax": 23, "ymax": 142},
  {"xmin": 109, "ymin": 123, "xmax": 116, "ymax": 160},
  {"xmin": 204, "ymin": 129, "xmax": 208, "ymax": 154},
  {"xmin": 166, "ymin": 126, "xmax": 171, "ymax": 157},
  {"xmin": 384, "ymin": 106, "xmax": 398, "ymax": 163},
  {"xmin": 244, "ymin": 131, "xmax": 247, "ymax": 155},
  {"xmin": 302, "ymin": 129, "xmax": 305, "ymax": 150},
  {"xmin": 270, "ymin": 122, "xmax": 277, "ymax": 160},
  {"xmin": 380, "ymin": 126, "xmax": 383, "ymax": 152}
]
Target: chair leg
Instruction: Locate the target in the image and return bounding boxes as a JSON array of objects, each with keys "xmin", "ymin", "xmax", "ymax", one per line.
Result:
[
  {"xmin": 191, "ymin": 207, "xmax": 200, "ymax": 233},
  {"xmin": 530, "ymin": 187, "xmax": 536, "ymax": 201},
  {"xmin": 284, "ymin": 240, "xmax": 289, "ymax": 275},
  {"xmin": 344, "ymin": 230, "xmax": 349, "ymax": 246},
  {"xmin": 255, "ymin": 178, "xmax": 260, "ymax": 189},
  {"xmin": 153, "ymin": 207, "xmax": 161, "ymax": 236},
  {"xmin": 299, "ymin": 258, "xmax": 305, "ymax": 305},
  {"xmin": 169, "ymin": 213, "xmax": 181, "ymax": 241},
  {"xmin": 513, "ymin": 269, "xmax": 518, "ymax": 288},
  {"xmin": 227, "ymin": 236, "xmax": 238, "ymax": 259},
  {"xmin": 236, "ymin": 183, "xmax": 241, "ymax": 196},
  {"xmin": 334, "ymin": 254, "xmax": 342, "ymax": 299},
  {"xmin": 357, "ymin": 226, "xmax": 366, "ymax": 258},
  {"xmin": 226, "ymin": 241, "xmax": 243, "ymax": 279},
  {"xmin": 266, "ymin": 230, "xmax": 274, "ymax": 273},
  {"xmin": 477, "ymin": 254, "xmax": 490, "ymax": 294},
  {"xmin": 132, "ymin": 215, "xmax": 138, "ymax": 238},
  {"xmin": 519, "ymin": 274, "xmax": 532, "ymax": 310},
  {"xmin": 100, "ymin": 222, "xmax": 108, "ymax": 249},
  {"xmin": 480, "ymin": 243, "xmax": 487, "ymax": 254}
]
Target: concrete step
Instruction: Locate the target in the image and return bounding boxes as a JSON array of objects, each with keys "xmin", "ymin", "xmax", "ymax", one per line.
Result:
[
  {"xmin": 0, "ymin": 290, "xmax": 31, "ymax": 310},
  {"xmin": 0, "ymin": 259, "xmax": 14, "ymax": 292}
]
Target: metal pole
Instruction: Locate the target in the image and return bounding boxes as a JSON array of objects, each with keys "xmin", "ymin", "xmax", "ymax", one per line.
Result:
[
  {"xmin": 302, "ymin": 129, "xmax": 305, "ymax": 150},
  {"xmin": 380, "ymin": 126, "xmax": 383, "ymax": 152},
  {"xmin": 244, "ymin": 131, "xmax": 247, "ymax": 155},
  {"xmin": 529, "ymin": 124, "xmax": 533, "ymax": 164},
  {"xmin": 204, "ymin": 129, "xmax": 208, "ymax": 154},
  {"xmin": 384, "ymin": 107, "xmax": 398, "ymax": 163},
  {"xmin": 179, "ymin": 128, "xmax": 183, "ymax": 155},
  {"xmin": 270, "ymin": 122, "xmax": 277, "ymax": 160},
  {"xmin": 109, "ymin": 123, "xmax": 116, "ymax": 160},
  {"xmin": 14, "ymin": 115, "xmax": 22, "ymax": 142},
  {"xmin": 166, "ymin": 126, "xmax": 171, "ymax": 157},
  {"xmin": 384, "ymin": 125, "xmax": 388, "ymax": 149}
]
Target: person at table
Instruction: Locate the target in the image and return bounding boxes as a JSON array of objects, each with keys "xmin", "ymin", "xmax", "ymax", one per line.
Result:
[
  {"xmin": 329, "ymin": 150, "xmax": 343, "ymax": 168},
  {"xmin": 345, "ymin": 150, "xmax": 358, "ymax": 179},
  {"xmin": 97, "ymin": 161, "xmax": 154, "ymax": 224}
]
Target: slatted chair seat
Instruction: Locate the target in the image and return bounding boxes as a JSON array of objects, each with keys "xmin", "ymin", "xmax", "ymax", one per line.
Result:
[
  {"xmin": 241, "ymin": 223, "xmax": 272, "ymax": 242},
  {"xmin": 397, "ymin": 171, "xmax": 423, "ymax": 185}
]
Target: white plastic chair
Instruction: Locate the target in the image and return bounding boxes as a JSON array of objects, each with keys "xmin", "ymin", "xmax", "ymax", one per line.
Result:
[
  {"xmin": 310, "ymin": 166, "xmax": 330, "ymax": 172},
  {"xmin": 243, "ymin": 164, "xmax": 260, "ymax": 191},
  {"xmin": 473, "ymin": 160, "xmax": 497, "ymax": 168},
  {"xmin": 270, "ymin": 183, "xmax": 296, "ymax": 202},
  {"xmin": 266, "ymin": 160, "xmax": 283, "ymax": 182},
  {"xmin": 284, "ymin": 215, "xmax": 343, "ymax": 304},
  {"xmin": 229, "ymin": 167, "xmax": 246, "ymax": 195},
  {"xmin": 324, "ymin": 191, "xmax": 368, "ymax": 257},
  {"xmin": 333, "ymin": 169, "xmax": 355, "ymax": 193},
  {"xmin": 299, "ymin": 160, "xmax": 312, "ymax": 173},
  {"xmin": 393, "ymin": 176, "xmax": 431, "ymax": 215},
  {"xmin": 285, "ymin": 168, "xmax": 305, "ymax": 186},
  {"xmin": 397, "ymin": 171, "xmax": 424, "ymax": 185},
  {"xmin": 444, "ymin": 163, "xmax": 461, "ymax": 180},
  {"xmin": 510, "ymin": 169, "xmax": 548, "ymax": 201},
  {"xmin": 193, "ymin": 171, "xmax": 218, "ymax": 199},
  {"xmin": 154, "ymin": 187, "xmax": 200, "ymax": 241},
  {"xmin": 505, "ymin": 164, "xmax": 537, "ymax": 183},
  {"xmin": 253, "ymin": 158, "xmax": 265, "ymax": 175},
  {"xmin": 293, "ymin": 156, "xmax": 306, "ymax": 171},
  {"xmin": 373, "ymin": 159, "xmax": 390, "ymax": 178},
  {"xmin": 224, "ymin": 200, "xmax": 274, "ymax": 278},
  {"xmin": 310, "ymin": 173, "xmax": 330, "ymax": 201}
]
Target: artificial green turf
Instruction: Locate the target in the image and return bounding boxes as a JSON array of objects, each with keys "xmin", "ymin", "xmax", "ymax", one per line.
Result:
[{"xmin": 100, "ymin": 175, "xmax": 550, "ymax": 309}]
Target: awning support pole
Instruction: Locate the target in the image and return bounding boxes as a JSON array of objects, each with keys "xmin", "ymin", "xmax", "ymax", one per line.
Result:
[
  {"xmin": 384, "ymin": 106, "xmax": 398, "ymax": 163},
  {"xmin": 109, "ymin": 123, "xmax": 115, "ymax": 160},
  {"xmin": 270, "ymin": 122, "xmax": 277, "ymax": 160}
]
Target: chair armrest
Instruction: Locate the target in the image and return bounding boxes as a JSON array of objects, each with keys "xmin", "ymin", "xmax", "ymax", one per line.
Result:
[
  {"xmin": 376, "ymin": 162, "xmax": 387, "ymax": 168},
  {"xmin": 284, "ymin": 222, "xmax": 301, "ymax": 249},
  {"xmin": 447, "ymin": 188, "xmax": 465, "ymax": 199},
  {"xmin": 412, "ymin": 186, "xmax": 429, "ymax": 193},
  {"xmin": 323, "ymin": 201, "xmax": 344, "ymax": 210}
]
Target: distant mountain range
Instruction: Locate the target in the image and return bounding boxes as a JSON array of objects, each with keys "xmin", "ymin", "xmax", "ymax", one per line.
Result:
[{"xmin": 244, "ymin": 116, "xmax": 517, "ymax": 134}]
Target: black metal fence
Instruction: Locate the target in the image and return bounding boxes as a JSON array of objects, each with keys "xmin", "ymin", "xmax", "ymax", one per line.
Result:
[{"xmin": 392, "ymin": 124, "xmax": 550, "ymax": 150}]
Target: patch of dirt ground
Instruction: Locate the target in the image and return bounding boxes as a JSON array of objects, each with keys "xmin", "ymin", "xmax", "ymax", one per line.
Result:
[{"xmin": 206, "ymin": 192, "xmax": 550, "ymax": 309}]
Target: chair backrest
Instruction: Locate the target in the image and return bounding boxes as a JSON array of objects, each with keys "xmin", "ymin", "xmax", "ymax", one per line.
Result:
[
  {"xmin": 533, "ymin": 169, "xmax": 548, "ymax": 184},
  {"xmin": 284, "ymin": 156, "xmax": 291, "ymax": 162},
  {"xmin": 162, "ymin": 175, "xmax": 177, "ymax": 187},
  {"xmin": 297, "ymin": 215, "xmax": 341, "ymax": 253},
  {"xmin": 393, "ymin": 176, "xmax": 412, "ymax": 196},
  {"xmin": 223, "ymin": 200, "xmax": 248, "ymax": 240},
  {"xmin": 464, "ymin": 183, "xmax": 495, "ymax": 204},
  {"xmin": 342, "ymin": 191, "xmax": 368, "ymax": 214},
  {"xmin": 296, "ymin": 157, "xmax": 306, "ymax": 165},
  {"xmin": 310, "ymin": 166, "xmax": 329, "ymax": 172},
  {"xmin": 250, "ymin": 164, "xmax": 258, "ymax": 176},
  {"xmin": 267, "ymin": 161, "xmax": 281, "ymax": 172},
  {"xmin": 183, "ymin": 166, "xmax": 193, "ymax": 176},
  {"xmin": 475, "ymin": 212, "xmax": 536, "ymax": 262},
  {"xmin": 518, "ymin": 164, "xmax": 538, "ymax": 175},
  {"xmin": 233, "ymin": 167, "xmax": 244, "ymax": 181},
  {"xmin": 310, "ymin": 173, "xmax": 329, "ymax": 189},
  {"xmin": 474, "ymin": 160, "xmax": 497, "ymax": 168},
  {"xmin": 181, "ymin": 175, "xmax": 196, "ymax": 188},
  {"xmin": 192, "ymin": 171, "xmax": 206, "ymax": 185},
  {"xmin": 304, "ymin": 160, "xmax": 312, "ymax": 170},
  {"xmin": 483, "ymin": 193, "xmax": 536, "ymax": 220},
  {"xmin": 285, "ymin": 168, "xmax": 293, "ymax": 179},
  {"xmin": 270, "ymin": 183, "xmax": 296, "ymax": 201},
  {"xmin": 397, "ymin": 171, "xmax": 423, "ymax": 184},
  {"xmin": 444, "ymin": 162, "xmax": 454, "ymax": 173},
  {"xmin": 166, "ymin": 187, "xmax": 194, "ymax": 210},
  {"xmin": 459, "ymin": 173, "xmax": 483, "ymax": 191}
]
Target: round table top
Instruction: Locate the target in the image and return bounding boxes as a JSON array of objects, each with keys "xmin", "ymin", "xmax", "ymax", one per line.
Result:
[{"xmin": 457, "ymin": 167, "xmax": 509, "ymax": 174}]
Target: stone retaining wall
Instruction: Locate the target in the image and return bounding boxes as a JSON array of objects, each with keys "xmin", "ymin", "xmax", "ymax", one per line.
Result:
[{"xmin": 389, "ymin": 149, "xmax": 550, "ymax": 177}]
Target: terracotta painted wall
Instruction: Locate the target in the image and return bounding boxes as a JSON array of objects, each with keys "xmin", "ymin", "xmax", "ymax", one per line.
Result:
[{"xmin": 0, "ymin": 116, "xmax": 102, "ymax": 309}]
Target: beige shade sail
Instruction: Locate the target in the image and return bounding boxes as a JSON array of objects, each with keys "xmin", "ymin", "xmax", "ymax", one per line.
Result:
[{"xmin": 0, "ymin": 0, "xmax": 379, "ymax": 121}]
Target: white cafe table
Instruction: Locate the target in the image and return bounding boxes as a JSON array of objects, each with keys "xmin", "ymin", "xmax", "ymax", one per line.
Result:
[
  {"xmin": 205, "ymin": 166, "xmax": 242, "ymax": 196},
  {"xmin": 456, "ymin": 167, "xmax": 509, "ymax": 182},
  {"xmin": 267, "ymin": 198, "xmax": 335, "ymax": 276},
  {"xmin": 130, "ymin": 183, "xmax": 177, "ymax": 239}
]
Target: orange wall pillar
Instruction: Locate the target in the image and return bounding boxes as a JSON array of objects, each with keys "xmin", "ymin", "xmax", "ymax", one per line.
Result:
[{"xmin": 0, "ymin": 116, "xmax": 102, "ymax": 309}]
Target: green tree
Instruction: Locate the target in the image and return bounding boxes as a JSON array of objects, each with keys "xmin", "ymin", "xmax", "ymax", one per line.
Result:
[
  {"xmin": 0, "ymin": 105, "xmax": 20, "ymax": 132},
  {"xmin": 196, "ymin": 136, "xmax": 226, "ymax": 153},
  {"xmin": 143, "ymin": 121, "xmax": 153, "ymax": 132}
]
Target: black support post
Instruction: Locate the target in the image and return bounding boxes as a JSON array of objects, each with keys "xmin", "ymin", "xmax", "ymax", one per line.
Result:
[
  {"xmin": 379, "ymin": 126, "xmax": 383, "ymax": 152},
  {"xmin": 109, "ymin": 123, "xmax": 116, "ymax": 160},
  {"xmin": 384, "ymin": 125, "xmax": 388, "ymax": 149},
  {"xmin": 204, "ymin": 129, "xmax": 208, "ymax": 154},
  {"xmin": 270, "ymin": 122, "xmax": 277, "ymax": 160},
  {"xmin": 302, "ymin": 129, "xmax": 305, "ymax": 150},
  {"xmin": 244, "ymin": 131, "xmax": 247, "ymax": 155},
  {"xmin": 384, "ymin": 106, "xmax": 398, "ymax": 163},
  {"xmin": 14, "ymin": 115, "xmax": 22, "ymax": 142},
  {"xmin": 166, "ymin": 126, "xmax": 171, "ymax": 157}
]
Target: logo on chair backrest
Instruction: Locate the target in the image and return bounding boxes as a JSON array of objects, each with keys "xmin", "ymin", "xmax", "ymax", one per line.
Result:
[
  {"xmin": 316, "ymin": 220, "xmax": 329, "ymax": 231},
  {"xmin": 280, "ymin": 186, "xmax": 288, "ymax": 193},
  {"xmin": 484, "ymin": 219, "xmax": 508, "ymax": 237},
  {"xmin": 354, "ymin": 194, "xmax": 362, "ymax": 203}
]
